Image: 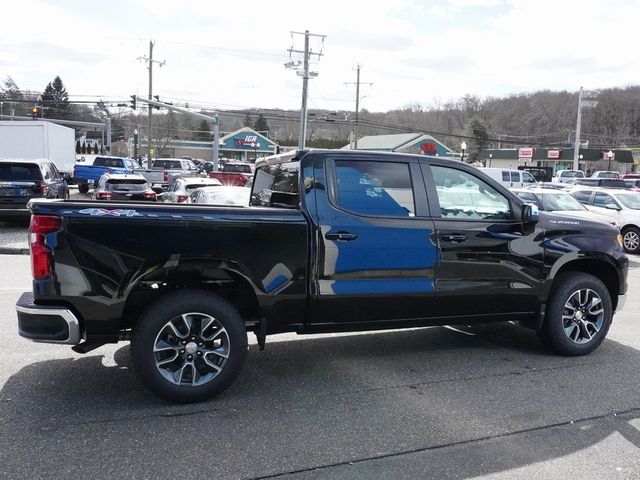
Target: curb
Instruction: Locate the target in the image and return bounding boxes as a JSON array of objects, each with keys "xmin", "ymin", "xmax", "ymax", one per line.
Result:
[{"xmin": 0, "ymin": 247, "xmax": 29, "ymax": 255}]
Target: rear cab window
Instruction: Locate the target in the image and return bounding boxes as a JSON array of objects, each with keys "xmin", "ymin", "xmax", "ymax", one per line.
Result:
[
  {"xmin": 251, "ymin": 161, "xmax": 300, "ymax": 208},
  {"xmin": 0, "ymin": 163, "xmax": 43, "ymax": 181}
]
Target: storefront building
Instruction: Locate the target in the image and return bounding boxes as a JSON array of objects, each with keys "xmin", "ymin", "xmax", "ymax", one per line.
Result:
[
  {"xmin": 154, "ymin": 127, "xmax": 277, "ymax": 162},
  {"xmin": 343, "ymin": 133, "xmax": 453, "ymax": 156},
  {"xmin": 479, "ymin": 147, "xmax": 635, "ymax": 175}
]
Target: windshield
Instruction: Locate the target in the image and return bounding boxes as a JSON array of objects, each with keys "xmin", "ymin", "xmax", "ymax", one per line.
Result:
[
  {"xmin": 596, "ymin": 172, "xmax": 619, "ymax": 178},
  {"xmin": 223, "ymin": 163, "xmax": 252, "ymax": 173},
  {"xmin": 538, "ymin": 192, "xmax": 586, "ymax": 211},
  {"xmin": 560, "ymin": 171, "xmax": 584, "ymax": 178},
  {"xmin": 185, "ymin": 183, "xmax": 219, "ymax": 193},
  {"xmin": 615, "ymin": 192, "xmax": 640, "ymax": 210}
]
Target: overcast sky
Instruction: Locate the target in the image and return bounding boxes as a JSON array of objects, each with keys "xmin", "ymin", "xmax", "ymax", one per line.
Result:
[{"xmin": 1, "ymin": 0, "xmax": 639, "ymax": 113}]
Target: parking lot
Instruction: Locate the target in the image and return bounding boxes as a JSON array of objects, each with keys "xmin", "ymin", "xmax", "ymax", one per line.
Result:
[{"xmin": 1, "ymin": 252, "xmax": 639, "ymax": 479}]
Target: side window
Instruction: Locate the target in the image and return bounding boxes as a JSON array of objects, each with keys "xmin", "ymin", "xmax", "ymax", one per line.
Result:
[
  {"xmin": 431, "ymin": 165, "xmax": 511, "ymax": 220},
  {"xmin": 333, "ymin": 160, "xmax": 415, "ymax": 217},
  {"xmin": 501, "ymin": 171, "xmax": 510, "ymax": 182},
  {"xmin": 571, "ymin": 190, "xmax": 592, "ymax": 204},
  {"xmin": 42, "ymin": 165, "xmax": 51, "ymax": 180},
  {"xmin": 510, "ymin": 171, "xmax": 520, "ymax": 182},
  {"xmin": 522, "ymin": 171, "xmax": 536, "ymax": 183},
  {"xmin": 593, "ymin": 192, "xmax": 616, "ymax": 208}
]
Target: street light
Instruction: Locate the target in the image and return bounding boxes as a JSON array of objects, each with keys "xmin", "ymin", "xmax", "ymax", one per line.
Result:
[
  {"xmin": 460, "ymin": 142, "xmax": 467, "ymax": 162},
  {"xmin": 607, "ymin": 150, "xmax": 614, "ymax": 171},
  {"xmin": 488, "ymin": 153, "xmax": 493, "ymax": 167},
  {"xmin": 251, "ymin": 142, "xmax": 261, "ymax": 162}
]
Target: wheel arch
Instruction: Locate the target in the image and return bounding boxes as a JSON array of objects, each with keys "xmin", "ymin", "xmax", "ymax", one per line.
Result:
[
  {"xmin": 120, "ymin": 259, "xmax": 262, "ymax": 332},
  {"xmin": 547, "ymin": 257, "xmax": 621, "ymax": 311}
]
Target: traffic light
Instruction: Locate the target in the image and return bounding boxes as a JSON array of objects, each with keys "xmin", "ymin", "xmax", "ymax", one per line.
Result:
[
  {"xmin": 31, "ymin": 106, "xmax": 40, "ymax": 119},
  {"xmin": 130, "ymin": 95, "xmax": 136, "ymax": 110}
]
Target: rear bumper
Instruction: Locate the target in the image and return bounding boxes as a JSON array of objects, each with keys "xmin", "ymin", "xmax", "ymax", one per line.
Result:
[{"xmin": 15, "ymin": 292, "xmax": 81, "ymax": 345}]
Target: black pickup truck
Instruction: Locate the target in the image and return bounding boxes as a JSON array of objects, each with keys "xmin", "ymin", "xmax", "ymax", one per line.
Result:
[{"xmin": 16, "ymin": 150, "xmax": 628, "ymax": 403}]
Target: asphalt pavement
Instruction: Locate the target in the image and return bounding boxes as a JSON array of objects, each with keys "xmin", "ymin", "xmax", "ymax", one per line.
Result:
[{"xmin": 1, "ymin": 253, "xmax": 640, "ymax": 479}]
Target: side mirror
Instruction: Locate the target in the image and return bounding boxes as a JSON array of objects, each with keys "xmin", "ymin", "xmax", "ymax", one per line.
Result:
[{"xmin": 522, "ymin": 203, "xmax": 539, "ymax": 225}]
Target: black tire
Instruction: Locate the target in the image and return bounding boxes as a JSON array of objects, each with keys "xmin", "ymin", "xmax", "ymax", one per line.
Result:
[
  {"xmin": 78, "ymin": 183, "xmax": 89, "ymax": 194},
  {"xmin": 131, "ymin": 290, "xmax": 248, "ymax": 403},
  {"xmin": 621, "ymin": 226, "xmax": 640, "ymax": 254},
  {"xmin": 539, "ymin": 272, "xmax": 612, "ymax": 356}
]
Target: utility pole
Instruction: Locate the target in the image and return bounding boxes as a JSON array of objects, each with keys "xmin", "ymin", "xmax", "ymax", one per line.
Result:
[
  {"xmin": 344, "ymin": 64, "xmax": 372, "ymax": 150},
  {"xmin": 573, "ymin": 86, "xmax": 584, "ymax": 171},
  {"xmin": 573, "ymin": 87, "xmax": 598, "ymax": 171},
  {"xmin": 286, "ymin": 30, "xmax": 325, "ymax": 149},
  {"xmin": 138, "ymin": 40, "xmax": 165, "ymax": 168}
]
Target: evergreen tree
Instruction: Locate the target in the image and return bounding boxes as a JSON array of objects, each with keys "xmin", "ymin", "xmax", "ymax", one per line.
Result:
[
  {"xmin": 93, "ymin": 143, "xmax": 99, "ymax": 154},
  {"xmin": 81, "ymin": 142, "xmax": 86, "ymax": 154},
  {"xmin": 41, "ymin": 76, "xmax": 70, "ymax": 119},
  {"xmin": 195, "ymin": 120, "xmax": 211, "ymax": 141},
  {"xmin": 75, "ymin": 140, "xmax": 81, "ymax": 154},
  {"xmin": 253, "ymin": 114, "xmax": 269, "ymax": 133},
  {"xmin": 466, "ymin": 116, "xmax": 489, "ymax": 162}
]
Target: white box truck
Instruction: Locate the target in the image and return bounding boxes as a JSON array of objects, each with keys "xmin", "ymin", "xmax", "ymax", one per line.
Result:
[{"xmin": 0, "ymin": 121, "xmax": 76, "ymax": 174}]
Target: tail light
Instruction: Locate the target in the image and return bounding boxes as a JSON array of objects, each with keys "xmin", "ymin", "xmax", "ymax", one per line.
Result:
[
  {"xmin": 163, "ymin": 171, "xmax": 169, "ymax": 182},
  {"xmin": 97, "ymin": 191, "xmax": 112, "ymax": 200},
  {"xmin": 177, "ymin": 194, "xmax": 188, "ymax": 203},
  {"xmin": 39, "ymin": 181, "xmax": 48, "ymax": 195},
  {"xmin": 144, "ymin": 191, "xmax": 156, "ymax": 200},
  {"xmin": 30, "ymin": 215, "xmax": 61, "ymax": 280}
]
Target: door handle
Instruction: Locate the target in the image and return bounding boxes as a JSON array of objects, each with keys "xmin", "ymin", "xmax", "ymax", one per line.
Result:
[
  {"xmin": 442, "ymin": 234, "xmax": 467, "ymax": 243},
  {"xmin": 325, "ymin": 231, "xmax": 358, "ymax": 242}
]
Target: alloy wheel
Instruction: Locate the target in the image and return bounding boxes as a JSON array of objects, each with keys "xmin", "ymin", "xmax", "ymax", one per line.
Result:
[{"xmin": 561, "ymin": 289, "xmax": 605, "ymax": 345}]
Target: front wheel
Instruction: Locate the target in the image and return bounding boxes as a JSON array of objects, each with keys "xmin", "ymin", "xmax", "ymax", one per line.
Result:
[
  {"xmin": 78, "ymin": 183, "xmax": 89, "ymax": 194},
  {"xmin": 622, "ymin": 226, "xmax": 640, "ymax": 254},
  {"xmin": 539, "ymin": 272, "xmax": 612, "ymax": 356},
  {"xmin": 131, "ymin": 290, "xmax": 248, "ymax": 403}
]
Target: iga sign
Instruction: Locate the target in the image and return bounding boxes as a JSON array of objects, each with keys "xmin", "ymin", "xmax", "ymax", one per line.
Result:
[
  {"xmin": 518, "ymin": 147, "xmax": 533, "ymax": 158},
  {"xmin": 234, "ymin": 135, "xmax": 259, "ymax": 147}
]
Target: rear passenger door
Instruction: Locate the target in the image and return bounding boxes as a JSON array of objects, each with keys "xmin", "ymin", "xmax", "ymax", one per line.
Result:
[
  {"xmin": 424, "ymin": 163, "xmax": 544, "ymax": 319},
  {"xmin": 309, "ymin": 155, "xmax": 438, "ymax": 323}
]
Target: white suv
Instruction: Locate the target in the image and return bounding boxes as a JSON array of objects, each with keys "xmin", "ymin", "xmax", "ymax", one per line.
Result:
[
  {"xmin": 591, "ymin": 171, "xmax": 620, "ymax": 179},
  {"xmin": 568, "ymin": 186, "xmax": 640, "ymax": 253}
]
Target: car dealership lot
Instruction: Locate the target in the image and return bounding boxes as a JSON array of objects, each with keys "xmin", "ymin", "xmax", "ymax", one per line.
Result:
[{"xmin": 0, "ymin": 253, "xmax": 639, "ymax": 479}]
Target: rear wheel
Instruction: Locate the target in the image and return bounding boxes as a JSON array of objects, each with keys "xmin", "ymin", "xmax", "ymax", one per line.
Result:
[
  {"xmin": 131, "ymin": 290, "xmax": 248, "ymax": 403},
  {"xmin": 622, "ymin": 226, "xmax": 640, "ymax": 254},
  {"xmin": 78, "ymin": 182, "xmax": 89, "ymax": 194},
  {"xmin": 539, "ymin": 272, "xmax": 612, "ymax": 356}
]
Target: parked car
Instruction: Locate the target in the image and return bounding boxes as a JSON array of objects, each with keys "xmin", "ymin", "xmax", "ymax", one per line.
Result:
[
  {"xmin": 590, "ymin": 171, "xmax": 620, "ymax": 179},
  {"xmin": 209, "ymin": 161, "xmax": 255, "ymax": 186},
  {"xmin": 552, "ymin": 170, "xmax": 585, "ymax": 183},
  {"xmin": 568, "ymin": 178, "xmax": 628, "ymax": 189},
  {"xmin": 567, "ymin": 186, "xmax": 640, "ymax": 253},
  {"xmin": 477, "ymin": 167, "xmax": 537, "ymax": 188},
  {"xmin": 521, "ymin": 167, "xmax": 552, "ymax": 182},
  {"xmin": 622, "ymin": 173, "xmax": 640, "ymax": 179},
  {"xmin": 93, "ymin": 173, "xmax": 156, "ymax": 201},
  {"xmin": 159, "ymin": 177, "xmax": 222, "ymax": 203},
  {"xmin": 74, "ymin": 156, "xmax": 141, "ymax": 193},
  {"xmin": 15, "ymin": 149, "xmax": 628, "ymax": 403},
  {"xmin": 511, "ymin": 188, "xmax": 616, "ymax": 227},
  {"xmin": 0, "ymin": 160, "xmax": 69, "ymax": 217},
  {"xmin": 189, "ymin": 185, "xmax": 251, "ymax": 206},
  {"xmin": 133, "ymin": 158, "xmax": 202, "ymax": 191}
]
